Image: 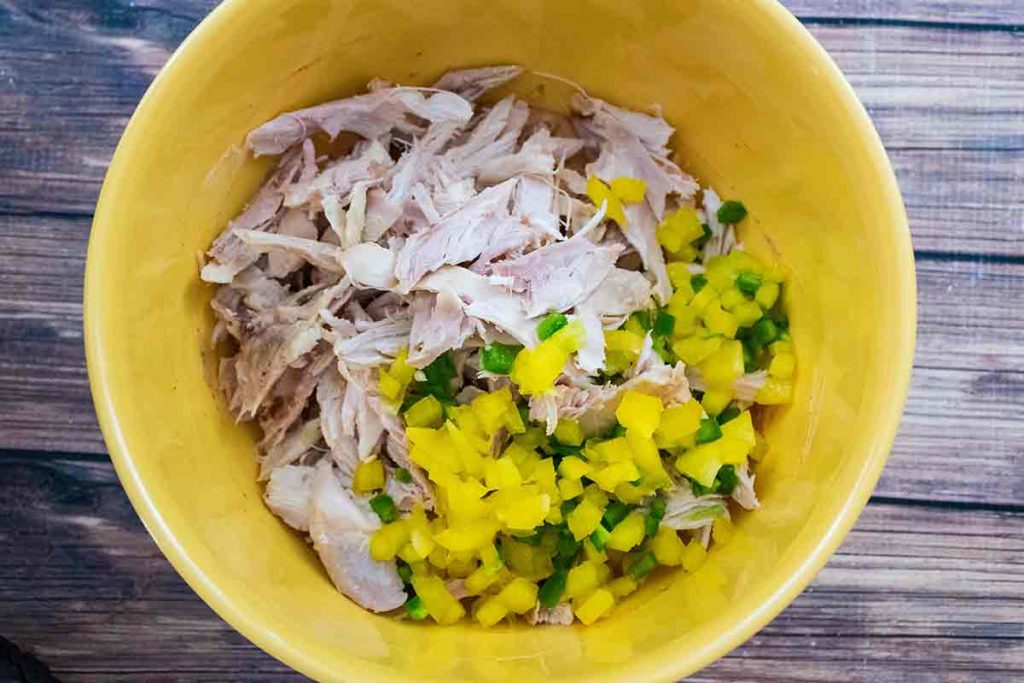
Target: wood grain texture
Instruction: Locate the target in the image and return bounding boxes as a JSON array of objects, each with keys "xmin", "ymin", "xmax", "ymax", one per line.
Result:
[
  {"xmin": 1, "ymin": 453, "xmax": 1020, "ymax": 682},
  {"xmin": 2, "ymin": 1, "xmax": 1023, "ymax": 681}
]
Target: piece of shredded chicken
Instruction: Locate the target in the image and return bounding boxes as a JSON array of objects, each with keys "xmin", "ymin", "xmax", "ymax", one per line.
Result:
[{"xmin": 202, "ymin": 65, "xmax": 761, "ymax": 620}]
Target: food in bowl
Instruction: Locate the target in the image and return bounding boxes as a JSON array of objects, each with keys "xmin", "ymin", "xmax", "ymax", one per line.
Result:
[{"xmin": 200, "ymin": 65, "xmax": 794, "ymax": 627}]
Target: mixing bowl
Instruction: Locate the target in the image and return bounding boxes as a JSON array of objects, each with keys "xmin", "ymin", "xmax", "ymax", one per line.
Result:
[{"xmin": 85, "ymin": 0, "xmax": 915, "ymax": 679}]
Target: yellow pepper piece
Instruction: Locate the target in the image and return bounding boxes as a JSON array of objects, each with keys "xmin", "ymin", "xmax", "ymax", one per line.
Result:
[
  {"xmin": 605, "ymin": 512, "xmax": 646, "ymax": 552},
  {"xmin": 701, "ymin": 340, "xmax": 744, "ymax": 386},
  {"xmin": 509, "ymin": 321, "xmax": 584, "ymax": 396},
  {"xmin": 672, "ymin": 335, "xmax": 722, "ymax": 366},
  {"xmin": 484, "ymin": 457, "xmax": 522, "ymax": 490},
  {"xmin": 412, "ymin": 574, "xmax": 465, "ymax": 625},
  {"xmin": 625, "ymin": 430, "xmax": 671, "ymax": 488},
  {"xmin": 352, "ymin": 459, "xmax": 385, "ymax": 494},
  {"xmin": 589, "ymin": 461, "xmax": 641, "ymax": 492},
  {"xmin": 492, "ymin": 487, "xmax": 551, "ymax": 531},
  {"xmin": 558, "ymin": 455, "xmax": 592, "ymax": 480},
  {"xmin": 609, "ymin": 176, "xmax": 647, "ymax": 202},
  {"xmin": 434, "ymin": 521, "xmax": 497, "ymax": 553},
  {"xmin": 689, "ymin": 284, "xmax": 719, "ymax": 311},
  {"xmin": 675, "ymin": 444, "xmax": 724, "ymax": 488},
  {"xmin": 586, "ymin": 176, "xmax": 626, "ymax": 226},
  {"xmin": 721, "ymin": 411, "xmax": 756, "ymax": 449},
  {"xmin": 497, "ymin": 577, "xmax": 539, "ymax": 614},
  {"xmin": 656, "ymin": 207, "xmax": 704, "ymax": 254},
  {"xmin": 769, "ymin": 351, "xmax": 796, "ymax": 379},
  {"xmin": 733, "ymin": 300, "xmax": 764, "ymax": 327},
  {"xmin": 607, "ymin": 576, "xmax": 638, "ymax": 598},
  {"xmin": 755, "ymin": 280, "xmax": 780, "ymax": 308},
  {"xmin": 680, "ymin": 538, "xmax": 707, "ymax": 572},
  {"xmin": 703, "ymin": 303, "xmax": 740, "ymax": 338},
  {"xmin": 472, "ymin": 387, "xmax": 516, "ymax": 434},
  {"xmin": 615, "ymin": 390, "xmax": 664, "ymax": 438},
  {"xmin": 370, "ymin": 521, "xmax": 409, "ymax": 562},
  {"xmin": 654, "ymin": 399, "xmax": 703, "ymax": 448},
  {"xmin": 567, "ymin": 498, "xmax": 605, "ymax": 541},
  {"xmin": 605, "ymin": 329, "xmax": 645, "ymax": 355},
  {"xmin": 475, "ymin": 597, "xmax": 508, "ymax": 627},
  {"xmin": 701, "ymin": 387, "xmax": 733, "ymax": 416},
  {"xmin": 558, "ymin": 477, "xmax": 585, "ymax": 500},
  {"xmin": 405, "ymin": 395, "xmax": 443, "ymax": 429},
  {"xmin": 650, "ymin": 526, "xmax": 685, "ymax": 566},
  {"xmin": 566, "ymin": 562, "xmax": 601, "ymax": 599},
  {"xmin": 574, "ymin": 588, "xmax": 615, "ymax": 625},
  {"xmin": 465, "ymin": 566, "xmax": 500, "ymax": 595},
  {"xmin": 667, "ymin": 262, "xmax": 695, "ymax": 294},
  {"xmin": 553, "ymin": 419, "xmax": 585, "ymax": 447}
]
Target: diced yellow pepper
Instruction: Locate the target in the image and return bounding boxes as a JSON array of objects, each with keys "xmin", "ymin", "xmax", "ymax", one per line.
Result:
[
  {"xmin": 650, "ymin": 526, "xmax": 685, "ymax": 566},
  {"xmin": 756, "ymin": 377, "xmax": 794, "ymax": 404},
  {"xmin": 605, "ymin": 329, "xmax": 645, "ymax": 355},
  {"xmin": 736, "ymin": 302, "xmax": 764, "ymax": 329},
  {"xmin": 495, "ymin": 577, "xmax": 539, "ymax": 614},
  {"xmin": 503, "ymin": 403, "xmax": 526, "ymax": 434},
  {"xmin": 472, "ymin": 387, "xmax": 515, "ymax": 435},
  {"xmin": 606, "ymin": 512, "xmax": 646, "ymax": 552},
  {"xmin": 704, "ymin": 255, "xmax": 737, "ymax": 292},
  {"xmin": 689, "ymin": 285, "xmax": 718, "ymax": 312},
  {"xmin": 484, "ymin": 457, "xmax": 522, "ymax": 490},
  {"xmin": 405, "ymin": 395, "xmax": 443, "ymax": 428},
  {"xmin": 587, "ymin": 176, "xmax": 626, "ymax": 226},
  {"xmin": 607, "ymin": 576, "xmax": 638, "ymax": 598},
  {"xmin": 510, "ymin": 322, "xmax": 584, "ymax": 396},
  {"xmin": 701, "ymin": 387, "xmax": 733, "ymax": 416},
  {"xmin": 610, "ymin": 176, "xmax": 648, "ymax": 203},
  {"xmin": 667, "ymin": 262, "xmax": 695, "ymax": 294},
  {"xmin": 590, "ymin": 461, "xmax": 641, "ymax": 492},
  {"xmin": 558, "ymin": 477, "xmax": 585, "ymax": 500},
  {"xmin": 370, "ymin": 521, "xmax": 409, "ymax": 561},
  {"xmin": 675, "ymin": 444, "xmax": 724, "ymax": 488},
  {"xmin": 492, "ymin": 486, "xmax": 550, "ymax": 531},
  {"xmin": 567, "ymin": 498, "xmax": 605, "ymax": 541},
  {"xmin": 583, "ymin": 484, "xmax": 610, "ymax": 509},
  {"xmin": 720, "ymin": 287, "xmax": 746, "ymax": 311},
  {"xmin": 615, "ymin": 390, "xmax": 664, "ymax": 438},
  {"xmin": 701, "ymin": 340, "xmax": 744, "ymax": 386},
  {"xmin": 377, "ymin": 372, "xmax": 404, "ymax": 402},
  {"xmin": 558, "ymin": 455, "xmax": 592, "ymax": 480},
  {"xmin": 574, "ymin": 588, "xmax": 615, "ymax": 625},
  {"xmin": 554, "ymin": 419, "xmax": 585, "ymax": 447},
  {"xmin": 625, "ymin": 430, "xmax": 670, "ymax": 488},
  {"xmin": 412, "ymin": 574, "xmax": 466, "ymax": 625},
  {"xmin": 475, "ymin": 597, "xmax": 508, "ymax": 627},
  {"xmin": 352, "ymin": 458, "xmax": 385, "ymax": 494},
  {"xmin": 755, "ymin": 281, "xmax": 780, "ymax": 309},
  {"xmin": 465, "ymin": 566, "xmax": 500, "ymax": 595},
  {"xmin": 672, "ymin": 335, "xmax": 722, "ymax": 365},
  {"xmin": 434, "ymin": 521, "xmax": 498, "ymax": 553},
  {"xmin": 769, "ymin": 351, "xmax": 795, "ymax": 379},
  {"xmin": 654, "ymin": 399, "xmax": 703, "ymax": 448},
  {"xmin": 721, "ymin": 411, "xmax": 756, "ymax": 449},
  {"xmin": 566, "ymin": 562, "xmax": 601, "ymax": 599},
  {"xmin": 703, "ymin": 303, "xmax": 740, "ymax": 338},
  {"xmin": 680, "ymin": 539, "xmax": 707, "ymax": 571}
]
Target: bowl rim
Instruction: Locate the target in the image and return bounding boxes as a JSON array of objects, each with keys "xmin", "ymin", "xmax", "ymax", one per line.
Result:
[{"xmin": 84, "ymin": 0, "xmax": 916, "ymax": 680}]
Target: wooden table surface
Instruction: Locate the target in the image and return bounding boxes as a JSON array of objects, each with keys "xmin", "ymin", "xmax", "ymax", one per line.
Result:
[{"xmin": 1, "ymin": 1, "xmax": 1022, "ymax": 680}]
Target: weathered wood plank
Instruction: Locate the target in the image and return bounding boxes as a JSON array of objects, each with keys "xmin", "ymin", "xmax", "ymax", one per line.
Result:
[
  {"xmin": 0, "ymin": 452, "xmax": 1019, "ymax": 681},
  {"xmin": 788, "ymin": 0, "xmax": 1024, "ymax": 26},
  {"xmin": 3, "ymin": 214, "xmax": 1022, "ymax": 502},
  {"xmin": 1, "ymin": 7, "xmax": 1022, "ymax": 255}
]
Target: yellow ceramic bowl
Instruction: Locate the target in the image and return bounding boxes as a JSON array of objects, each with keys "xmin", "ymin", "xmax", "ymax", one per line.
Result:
[{"xmin": 85, "ymin": 0, "xmax": 915, "ymax": 680}]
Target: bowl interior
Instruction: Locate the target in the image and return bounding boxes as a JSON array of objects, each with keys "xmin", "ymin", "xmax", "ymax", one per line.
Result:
[{"xmin": 86, "ymin": 0, "xmax": 914, "ymax": 680}]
